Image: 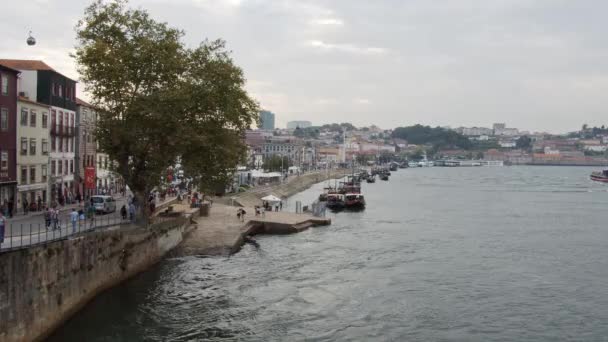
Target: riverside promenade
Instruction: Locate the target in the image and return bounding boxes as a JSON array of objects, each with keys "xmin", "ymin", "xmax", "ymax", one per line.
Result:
[
  {"xmin": 175, "ymin": 169, "xmax": 344, "ymax": 256},
  {"xmin": 176, "ymin": 203, "xmax": 331, "ymax": 256}
]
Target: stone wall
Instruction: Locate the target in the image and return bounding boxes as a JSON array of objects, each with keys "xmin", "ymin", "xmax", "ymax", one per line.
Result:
[{"xmin": 0, "ymin": 217, "xmax": 193, "ymax": 342}]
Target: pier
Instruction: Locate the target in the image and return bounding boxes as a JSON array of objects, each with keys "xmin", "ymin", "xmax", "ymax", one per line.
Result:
[{"xmin": 175, "ymin": 203, "xmax": 331, "ymax": 256}]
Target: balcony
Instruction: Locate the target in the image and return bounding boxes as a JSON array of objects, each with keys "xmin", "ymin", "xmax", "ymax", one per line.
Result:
[{"xmin": 50, "ymin": 125, "xmax": 75, "ymax": 137}]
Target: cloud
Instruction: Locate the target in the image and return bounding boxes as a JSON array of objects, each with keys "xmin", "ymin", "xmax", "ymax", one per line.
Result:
[
  {"xmin": 307, "ymin": 40, "xmax": 388, "ymax": 55},
  {"xmin": 310, "ymin": 18, "xmax": 344, "ymax": 26},
  {"xmin": 354, "ymin": 98, "xmax": 372, "ymax": 105}
]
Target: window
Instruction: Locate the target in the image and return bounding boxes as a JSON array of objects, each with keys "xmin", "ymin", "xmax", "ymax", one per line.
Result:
[
  {"xmin": 70, "ymin": 160, "xmax": 74, "ymax": 174},
  {"xmin": 41, "ymin": 139, "xmax": 48, "ymax": 154},
  {"xmin": 30, "ymin": 109, "xmax": 37, "ymax": 127},
  {"xmin": 1, "ymin": 74, "xmax": 8, "ymax": 95},
  {"xmin": 21, "ymin": 108, "xmax": 28, "ymax": 126},
  {"xmin": 21, "ymin": 167, "xmax": 27, "ymax": 184},
  {"xmin": 20, "ymin": 138, "xmax": 28, "ymax": 155},
  {"xmin": 42, "ymin": 112, "xmax": 48, "ymax": 128},
  {"xmin": 41, "ymin": 165, "xmax": 47, "ymax": 182},
  {"xmin": 57, "ymin": 160, "xmax": 62, "ymax": 174},
  {"xmin": 30, "ymin": 166, "xmax": 36, "ymax": 183},
  {"xmin": 59, "ymin": 137, "xmax": 63, "ymax": 152},
  {"xmin": 51, "ymin": 136, "xmax": 56, "ymax": 152},
  {"xmin": 64, "ymin": 160, "xmax": 68, "ymax": 175},
  {"xmin": 0, "ymin": 108, "xmax": 7, "ymax": 132},
  {"xmin": 51, "ymin": 83, "xmax": 56, "ymax": 96},
  {"xmin": 51, "ymin": 109, "xmax": 56, "ymax": 128},
  {"xmin": 30, "ymin": 138, "xmax": 36, "ymax": 155},
  {"xmin": 51, "ymin": 160, "xmax": 56, "ymax": 176},
  {"xmin": 0, "ymin": 151, "xmax": 7, "ymax": 171},
  {"xmin": 87, "ymin": 133, "xmax": 91, "ymax": 143},
  {"xmin": 58, "ymin": 85, "xmax": 63, "ymax": 97}
]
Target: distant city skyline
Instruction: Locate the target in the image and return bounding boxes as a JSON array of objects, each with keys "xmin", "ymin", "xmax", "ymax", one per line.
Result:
[{"xmin": 3, "ymin": 1, "xmax": 608, "ymax": 133}]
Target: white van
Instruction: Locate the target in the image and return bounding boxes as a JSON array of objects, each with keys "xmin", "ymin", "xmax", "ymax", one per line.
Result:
[{"xmin": 91, "ymin": 195, "xmax": 117, "ymax": 214}]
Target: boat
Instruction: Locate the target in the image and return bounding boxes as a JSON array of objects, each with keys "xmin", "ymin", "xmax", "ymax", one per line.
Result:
[
  {"xmin": 326, "ymin": 193, "xmax": 345, "ymax": 211},
  {"xmin": 590, "ymin": 169, "xmax": 608, "ymax": 183},
  {"xmin": 366, "ymin": 175, "xmax": 376, "ymax": 183},
  {"xmin": 380, "ymin": 174, "xmax": 389, "ymax": 181},
  {"xmin": 344, "ymin": 193, "xmax": 365, "ymax": 210},
  {"xmin": 389, "ymin": 163, "xmax": 398, "ymax": 172}
]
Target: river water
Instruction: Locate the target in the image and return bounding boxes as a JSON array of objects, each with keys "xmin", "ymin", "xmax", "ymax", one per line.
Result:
[{"xmin": 50, "ymin": 166, "xmax": 608, "ymax": 341}]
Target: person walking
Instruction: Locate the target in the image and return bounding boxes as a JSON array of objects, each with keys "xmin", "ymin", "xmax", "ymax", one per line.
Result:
[
  {"xmin": 44, "ymin": 207, "xmax": 52, "ymax": 230},
  {"xmin": 52, "ymin": 208, "xmax": 60, "ymax": 230},
  {"xmin": 70, "ymin": 208, "xmax": 79, "ymax": 234},
  {"xmin": 37, "ymin": 196, "xmax": 42, "ymax": 212},
  {"xmin": 23, "ymin": 198, "xmax": 29, "ymax": 215},
  {"xmin": 120, "ymin": 204, "xmax": 127, "ymax": 220},
  {"xmin": 128, "ymin": 202, "xmax": 136, "ymax": 222},
  {"xmin": 0, "ymin": 211, "xmax": 6, "ymax": 247},
  {"xmin": 87, "ymin": 203, "xmax": 96, "ymax": 228},
  {"xmin": 7, "ymin": 198, "xmax": 13, "ymax": 218}
]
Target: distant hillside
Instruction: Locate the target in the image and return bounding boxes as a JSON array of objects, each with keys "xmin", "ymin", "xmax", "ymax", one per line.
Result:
[{"xmin": 392, "ymin": 125, "xmax": 472, "ymax": 150}]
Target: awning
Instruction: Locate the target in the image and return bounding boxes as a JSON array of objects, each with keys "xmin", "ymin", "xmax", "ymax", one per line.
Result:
[{"xmin": 261, "ymin": 194, "xmax": 282, "ymax": 203}]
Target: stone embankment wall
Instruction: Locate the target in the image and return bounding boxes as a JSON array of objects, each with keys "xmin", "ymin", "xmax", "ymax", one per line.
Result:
[
  {"xmin": 0, "ymin": 218, "xmax": 194, "ymax": 342},
  {"xmin": 232, "ymin": 169, "xmax": 348, "ymax": 207}
]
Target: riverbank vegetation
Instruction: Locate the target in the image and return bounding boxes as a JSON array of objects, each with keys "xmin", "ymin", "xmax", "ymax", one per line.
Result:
[{"xmin": 74, "ymin": 0, "xmax": 259, "ymax": 222}]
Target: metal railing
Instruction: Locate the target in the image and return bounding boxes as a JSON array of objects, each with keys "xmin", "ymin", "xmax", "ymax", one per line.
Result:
[{"xmin": 0, "ymin": 214, "xmax": 130, "ymax": 253}]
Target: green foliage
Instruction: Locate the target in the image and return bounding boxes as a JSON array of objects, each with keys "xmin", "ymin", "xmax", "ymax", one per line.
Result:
[
  {"xmin": 74, "ymin": 0, "xmax": 258, "ymax": 220},
  {"xmin": 321, "ymin": 123, "xmax": 357, "ymax": 132},
  {"xmin": 392, "ymin": 125, "xmax": 472, "ymax": 150},
  {"xmin": 263, "ymin": 155, "xmax": 291, "ymax": 172},
  {"xmin": 293, "ymin": 126, "xmax": 320, "ymax": 139},
  {"xmin": 516, "ymin": 135, "xmax": 532, "ymax": 150}
]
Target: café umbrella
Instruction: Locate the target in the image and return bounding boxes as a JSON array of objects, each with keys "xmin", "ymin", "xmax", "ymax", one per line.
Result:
[{"xmin": 261, "ymin": 195, "xmax": 281, "ymax": 205}]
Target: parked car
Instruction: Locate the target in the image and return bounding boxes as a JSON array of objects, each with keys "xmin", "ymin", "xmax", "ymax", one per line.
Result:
[{"xmin": 91, "ymin": 195, "xmax": 117, "ymax": 214}]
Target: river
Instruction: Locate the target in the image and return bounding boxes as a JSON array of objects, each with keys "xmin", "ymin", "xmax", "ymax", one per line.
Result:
[{"xmin": 49, "ymin": 166, "xmax": 608, "ymax": 341}]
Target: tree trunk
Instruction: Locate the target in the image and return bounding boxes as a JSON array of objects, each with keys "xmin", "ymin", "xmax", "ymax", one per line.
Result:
[{"xmin": 133, "ymin": 188, "xmax": 151, "ymax": 226}]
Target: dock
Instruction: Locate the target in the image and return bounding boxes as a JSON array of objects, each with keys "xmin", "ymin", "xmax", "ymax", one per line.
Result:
[{"xmin": 174, "ymin": 203, "xmax": 331, "ymax": 256}]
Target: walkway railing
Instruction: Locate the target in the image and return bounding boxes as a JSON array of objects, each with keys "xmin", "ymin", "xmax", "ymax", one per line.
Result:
[{"xmin": 0, "ymin": 214, "xmax": 130, "ymax": 253}]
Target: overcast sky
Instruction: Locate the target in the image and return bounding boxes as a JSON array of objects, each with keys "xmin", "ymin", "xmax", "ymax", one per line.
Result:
[{"xmin": 2, "ymin": 0, "xmax": 607, "ymax": 133}]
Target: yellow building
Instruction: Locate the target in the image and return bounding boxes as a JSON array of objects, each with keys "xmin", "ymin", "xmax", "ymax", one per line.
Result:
[{"xmin": 16, "ymin": 97, "xmax": 50, "ymax": 210}]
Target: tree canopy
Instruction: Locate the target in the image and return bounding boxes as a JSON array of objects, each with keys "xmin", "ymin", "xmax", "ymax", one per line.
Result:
[
  {"xmin": 392, "ymin": 125, "xmax": 472, "ymax": 150},
  {"xmin": 75, "ymin": 0, "xmax": 259, "ymax": 221}
]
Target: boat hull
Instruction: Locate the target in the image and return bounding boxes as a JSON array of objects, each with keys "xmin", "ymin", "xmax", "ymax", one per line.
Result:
[{"xmin": 590, "ymin": 175, "xmax": 608, "ymax": 183}]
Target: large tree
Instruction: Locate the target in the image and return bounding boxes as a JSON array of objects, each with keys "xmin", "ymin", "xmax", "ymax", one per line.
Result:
[{"xmin": 74, "ymin": 0, "xmax": 259, "ymax": 222}]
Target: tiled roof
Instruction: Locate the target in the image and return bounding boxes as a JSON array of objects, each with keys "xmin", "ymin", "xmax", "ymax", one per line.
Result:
[
  {"xmin": 75, "ymin": 97, "xmax": 93, "ymax": 107},
  {"xmin": 0, "ymin": 59, "xmax": 55, "ymax": 71}
]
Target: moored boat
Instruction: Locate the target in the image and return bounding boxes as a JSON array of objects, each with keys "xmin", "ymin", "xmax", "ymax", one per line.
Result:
[
  {"xmin": 344, "ymin": 193, "xmax": 366, "ymax": 210},
  {"xmin": 380, "ymin": 174, "xmax": 389, "ymax": 181},
  {"xmin": 590, "ymin": 169, "xmax": 608, "ymax": 183},
  {"xmin": 326, "ymin": 193, "xmax": 345, "ymax": 211},
  {"xmin": 366, "ymin": 175, "xmax": 376, "ymax": 183}
]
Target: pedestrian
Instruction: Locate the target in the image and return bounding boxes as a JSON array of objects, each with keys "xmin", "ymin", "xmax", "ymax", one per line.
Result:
[
  {"xmin": 23, "ymin": 198, "xmax": 29, "ymax": 215},
  {"xmin": 240, "ymin": 209, "xmax": 246, "ymax": 222},
  {"xmin": 8, "ymin": 198, "xmax": 14, "ymax": 218},
  {"xmin": 37, "ymin": 196, "xmax": 42, "ymax": 211},
  {"xmin": 52, "ymin": 208, "xmax": 60, "ymax": 230},
  {"xmin": 236, "ymin": 209, "xmax": 241, "ymax": 221},
  {"xmin": 119, "ymin": 204, "xmax": 126, "ymax": 220},
  {"xmin": 87, "ymin": 203, "xmax": 96, "ymax": 228},
  {"xmin": 44, "ymin": 207, "xmax": 52, "ymax": 229},
  {"xmin": 129, "ymin": 202, "xmax": 136, "ymax": 222},
  {"xmin": 279, "ymin": 201, "xmax": 283, "ymax": 211},
  {"xmin": 70, "ymin": 208, "xmax": 79, "ymax": 234},
  {"xmin": 78, "ymin": 208, "xmax": 85, "ymax": 222},
  {"xmin": 261, "ymin": 206, "xmax": 265, "ymax": 217},
  {"xmin": 0, "ymin": 211, "xmax": 5, "ymax": 247}
]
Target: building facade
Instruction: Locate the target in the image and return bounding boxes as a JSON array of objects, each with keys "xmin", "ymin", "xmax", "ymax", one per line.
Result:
[
  {"xmin": 259, "ymin": 110, "xmax": 275, "ymax": 130},
  {"xmin": 0, "ymin": 64, "xmax": 19, "ymax": 206},
  {"xmin": 16, "ymin": 97, "xmax": 50, "ymax": 210},
  {"xmin": 75, "ymin": 98, "xmax": 97, "ymax": 199},
  {"xmin": 0, "ymin": 60, "xmax": 78, "ymax": 205}
]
